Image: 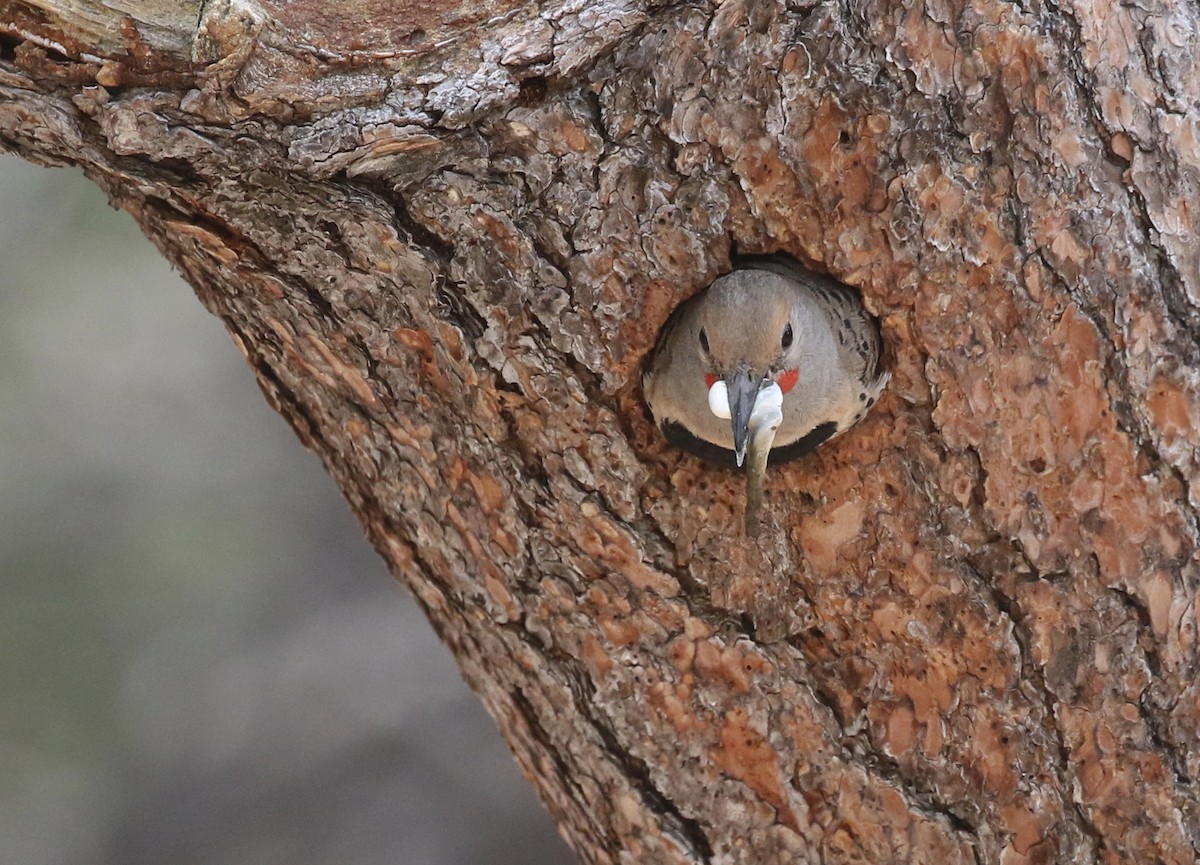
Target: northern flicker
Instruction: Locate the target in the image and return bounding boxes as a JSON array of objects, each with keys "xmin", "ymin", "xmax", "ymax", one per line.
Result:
[{"xmin": 643, "ymin": 255, "xmax": 888, "ymax": 529}]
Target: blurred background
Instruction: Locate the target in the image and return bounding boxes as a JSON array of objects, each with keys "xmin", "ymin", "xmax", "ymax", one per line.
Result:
[{"xmin": 0, "ymin": 155, "xmax": 574, "ymax": 865}]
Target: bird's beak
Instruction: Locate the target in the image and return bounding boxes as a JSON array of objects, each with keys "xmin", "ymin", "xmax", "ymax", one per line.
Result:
[{"xmin": 724, "ymin": 366, "xmax": 760, "ymax": 468}]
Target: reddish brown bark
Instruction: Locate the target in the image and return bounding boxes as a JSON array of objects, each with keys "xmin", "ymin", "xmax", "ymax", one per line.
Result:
[{"xmin": 3, "ymin": 1, "xmax": 1198, "ymax": 862}]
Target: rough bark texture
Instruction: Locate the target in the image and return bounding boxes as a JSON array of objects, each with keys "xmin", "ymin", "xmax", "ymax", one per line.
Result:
[{"xmin": 3, "ymin": 1, "xmax": 1199, "ymax": 863}]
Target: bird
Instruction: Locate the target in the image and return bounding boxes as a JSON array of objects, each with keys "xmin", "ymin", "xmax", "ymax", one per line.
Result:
[{"xmin": 642, "ymin": 254, "xmax": 888, "ymax": 529}]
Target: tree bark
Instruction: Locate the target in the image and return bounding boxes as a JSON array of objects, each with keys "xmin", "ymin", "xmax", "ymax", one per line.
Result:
[{"xmin": 3, "ymin": 1, "xmax": 1199, "ymax": 862}]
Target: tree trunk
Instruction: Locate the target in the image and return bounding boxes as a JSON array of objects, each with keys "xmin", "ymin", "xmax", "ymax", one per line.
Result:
[{"xmin": 3, "ymin": 1, "xmax": 1198, "ymax": 862}]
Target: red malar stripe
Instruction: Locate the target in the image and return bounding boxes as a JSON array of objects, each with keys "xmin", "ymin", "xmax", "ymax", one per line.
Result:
[{"xmin": 777, "ymin": 369, "xmax": 799, "ymax": 393}]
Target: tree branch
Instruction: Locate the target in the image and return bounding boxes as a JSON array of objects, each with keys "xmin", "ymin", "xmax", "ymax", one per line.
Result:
[{"xmin": 3, "ymin": 0, "xmax": 1199, "ymax": 862}]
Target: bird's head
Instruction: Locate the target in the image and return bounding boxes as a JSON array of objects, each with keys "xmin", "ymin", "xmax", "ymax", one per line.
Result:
[{"xmin": 693, "ymin": 272, "xmax": 801, "ymax": 466}]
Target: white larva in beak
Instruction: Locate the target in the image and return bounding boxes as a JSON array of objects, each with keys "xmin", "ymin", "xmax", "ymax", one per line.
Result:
[
  {"xmin": 708, "ymin": 378, "xmax": 732, "ymax": 419},
  {"xmin": 744, "ymin": 381, "xmax": 785, "ymax": 535},
  {"xmin": 748, "ymin": 381, "xmax": 784, "ymax": 436}
]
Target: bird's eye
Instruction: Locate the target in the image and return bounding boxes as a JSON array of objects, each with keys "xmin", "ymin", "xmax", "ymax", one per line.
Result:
[
  {"xmin": 699, "ymin": 327, "xmax": 710, "ymax": 353},
  {"xmin": 781, "ymin": 322, "xmax": 794, "ymax": 349}
]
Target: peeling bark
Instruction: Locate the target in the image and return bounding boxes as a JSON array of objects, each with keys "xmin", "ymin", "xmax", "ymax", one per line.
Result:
[{"xmin": 2, "ymin": 1, "xmax": 1199, "ymax": 863}]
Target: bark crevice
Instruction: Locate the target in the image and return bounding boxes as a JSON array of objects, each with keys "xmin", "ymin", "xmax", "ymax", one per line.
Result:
[{"xmin": 5, "ymin": 0, "xmax": 1200, "ymax": 862}]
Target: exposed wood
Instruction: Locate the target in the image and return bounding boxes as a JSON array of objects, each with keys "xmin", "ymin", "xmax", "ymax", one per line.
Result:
[{"xmin": 2, "ymin": 1, "xmax": 1199, "ymax": 863}]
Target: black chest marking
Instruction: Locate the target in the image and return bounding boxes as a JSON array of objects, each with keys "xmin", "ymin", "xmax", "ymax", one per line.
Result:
[{"xmin": 660, "ymin": 420, "xmax": 838, "ymax": 469}]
